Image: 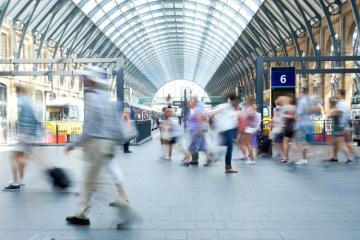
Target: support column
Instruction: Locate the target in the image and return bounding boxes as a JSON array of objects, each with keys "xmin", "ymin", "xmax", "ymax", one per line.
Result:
[
  {"xmin": 256, "ymin": 57, "xmax": 264, "ymax": 130},
  {"xmin": 116, "ymin": 59, "xmax": 124, "ymax": 112}
]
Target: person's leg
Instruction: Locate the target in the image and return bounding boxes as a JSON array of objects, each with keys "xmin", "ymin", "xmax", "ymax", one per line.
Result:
[
  {"xmin": 237, "ymin": 133, "xmax": 247, "ymax": 158},
  {"xmin": 332, "ymin": 136, "xmax": 339, "ymax": 160},
  {"xmin": 124, "ymin": 142, "xmax": 131, "ymax": 153},
  {"xmin": 283, "ymin": 137, "xmax": 289, "ymax": 162},
  {"xmin": 301, "ymin": 146, "xmax": 306, "ymax": 160},
  {"xmin": 224, "ymin": 130, "xmax": 236, "ymax": 171},
  {"xmin": 168, "ymin": 143, "xmax": 173, "ymax": 159},
  {"xmin": 246, "ymin": 134, "xmax": 255, "ymax": 162},
  {"xmin": 345, "ymin": 133, "xmax": 358, "ymax": 157},
  {"xmin": 11, "ymin": 152, "xmax": 24, "ymax": 184},
  {"xmin": 16, "ymin": 154, "xmax": 26, "ymax": 183},
  {"xmin": 72, "ymin": 141, "xmax": 104, "ymax": 220},
  {"xmin": 337, "ymin": 136, "xmax": 351, "ymax": 161}
]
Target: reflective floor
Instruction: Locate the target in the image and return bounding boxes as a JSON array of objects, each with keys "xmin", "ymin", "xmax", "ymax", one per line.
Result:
[{"xmin": 1, "ymin": 139, "xmax": 360, "ymax": 240}]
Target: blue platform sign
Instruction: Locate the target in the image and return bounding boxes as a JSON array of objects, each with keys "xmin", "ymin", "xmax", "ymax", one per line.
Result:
[{"xmin": 271, "ymin": 67, "xmax": 296, "ymax": 88}]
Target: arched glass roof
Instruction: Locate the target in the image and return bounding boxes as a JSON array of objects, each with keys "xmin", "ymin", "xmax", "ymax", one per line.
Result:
[{"xmin": 71, "ymin": 0, "xmax": 264, "ymax": 87}]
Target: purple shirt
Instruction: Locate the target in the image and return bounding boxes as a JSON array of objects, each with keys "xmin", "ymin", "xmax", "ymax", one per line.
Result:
[{"xmin": 188, "ymin": 105, "xmax": 205, "ymax": 132}]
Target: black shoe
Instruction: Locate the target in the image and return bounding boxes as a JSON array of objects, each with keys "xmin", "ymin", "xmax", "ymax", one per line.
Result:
[
  {"xmin": 189, "ymin": 160, "xmax": 199, "ymax": 165},
  {"xmin": 124, "ymin": 150, "xmax": 132, "ymax": 154},
  {"xmin": 182, "ymin": 161, "xmax": 190, "ymax": 166},
  {"xmin": 109, "ymin": 200, "xmax": 129, "ymax": 207},
  {"xmin": 3, "ymin": 184, "xmax": 20, "ymax": 192},
  {"xmin": 203, "ymin": 160, "xmax": 212, "ymax": 167},
  {"xmin": 323, "ymin": 158, "xmax": 338, "ymax": 162},
  {"xmin": 345, "ymin": 159, "xmax": 353, "ymax": 164},
  {"xmin": 66, "ymin": 216, "xmax": 90, "ymax": 225}
]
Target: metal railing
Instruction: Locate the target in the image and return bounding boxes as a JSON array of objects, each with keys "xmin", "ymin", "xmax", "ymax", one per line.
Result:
[
  {"xmin": 0, "ymin": 121, "xmax": 84, "ymax": 145},
  {"xmin": 262, "ymin": 119, "xmax": 340, "ymax": 144},
  {"xmin": 0, "ymin": 120, "xmax": 152, "ymax": 145},
  {"xmin": 133, "ymin": 119, "xmax": 152, "ymax": 144}
]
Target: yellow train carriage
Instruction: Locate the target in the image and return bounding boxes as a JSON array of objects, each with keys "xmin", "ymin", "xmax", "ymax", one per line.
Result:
[
  {"xmin": 45, "ymin": 97, "xmax": 84, "ymax": 143},
  {"xmin": 262, "ymin": 106, "xmax": 271, "ymax": 136},
  {"xmin": 45, "ymin": 121, "xmax": 82, "ymax": 135}
]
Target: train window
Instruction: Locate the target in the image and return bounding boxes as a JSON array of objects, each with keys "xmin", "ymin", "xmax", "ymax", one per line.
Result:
[
  {"xmin": 46, "ymin": 107, "xmax": 61, "ymax": 121},
  {"xmin": 69, "ymin": 106, "xmax": 79, "ymax": 120}
]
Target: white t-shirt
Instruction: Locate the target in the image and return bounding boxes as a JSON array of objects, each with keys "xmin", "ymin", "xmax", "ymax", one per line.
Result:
[
  {"xmin": 213, "ymin": 102, "xmax": 238, "ymax": 132},
  {"xmin": 336, "ymin": 99, "xmax": 350, "ymax": 128},
  {"xmin": 169, "ymin": 116, "xmax": 182, "ymax": 137}
]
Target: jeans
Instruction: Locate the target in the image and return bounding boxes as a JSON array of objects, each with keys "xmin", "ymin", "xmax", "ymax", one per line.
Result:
[{"xmin": 221, "ymin": 128, "xmax": 237, "ymax": 168}]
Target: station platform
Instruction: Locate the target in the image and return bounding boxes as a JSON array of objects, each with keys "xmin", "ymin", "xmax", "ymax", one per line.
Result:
[{"xmin": 1, "ymin": 139, "xmax": 360, "ymax": 240}]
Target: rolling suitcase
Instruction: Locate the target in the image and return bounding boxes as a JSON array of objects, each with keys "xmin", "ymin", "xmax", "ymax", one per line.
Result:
[{"xmin": 47, "ymin": 167, "xmax": 71, "ymax": 189}]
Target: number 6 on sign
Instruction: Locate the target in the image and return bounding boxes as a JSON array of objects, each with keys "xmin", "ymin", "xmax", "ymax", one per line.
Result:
[{"xmin": 280, "ymin": 75, "xmax": 287, "ymax": 84}]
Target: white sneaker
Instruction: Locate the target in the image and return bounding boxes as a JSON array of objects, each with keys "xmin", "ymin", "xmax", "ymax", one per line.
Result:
[
  {"xmin": 245, "ymin": 160, "xmax": 256, "ymax": 165},
  {"xmin": 295, "ymin": 159, "xmax": 308, "ymax": 165}
]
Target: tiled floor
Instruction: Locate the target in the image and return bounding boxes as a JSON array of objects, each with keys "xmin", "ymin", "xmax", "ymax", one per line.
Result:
[{"xmin": 0, "ymin": 140, "xmax": 360, "ymax": 240}]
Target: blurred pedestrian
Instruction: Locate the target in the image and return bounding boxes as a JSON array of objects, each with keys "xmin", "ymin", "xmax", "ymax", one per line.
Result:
[
  {"xmin": 237, "ymin": 103, "xmax": 248, "ymax": 160},
  {"xmin": 159, "ymin": 107, "xmax": 168, "ymax": 158},
  {"xmin": 3, "ymin": 85, "xmax": 44, "ymax": 191},
  {"xmin": 123, "ymin": 108, "xmax": 132, "ymax": 154},
  {"xmin": 183, "ymin": 97, "xmax": 212, "ymax": 166},
  {"xmin": 282, "ymin": 96, "xmax": 296, "ymax": 163},
  {"xmin": 212, "ymin": 93, "xmax": 238, "ymax": 173},
  {"xmin": 326, "ymin": 97, "xmax": 352, "ymax": 163},
  {"xmin": 294, "ymin": 88, "xmax": 319, "ymax": 165},
  {"xmin": 269, "ymin": 97, "xmax": 285, "ymax": 161},
  {"xmin": 163, "ymin": 107, "xmax": 189, "ymax": 161},
  {"xmin": 65, "ymin": 66, "xmax": 138, "ymax": 228},
  {"xmin": 336, "ymin": 89, "xmax": 359, "ymax": 161},
  {"xmin": 243, "ymin": 96, "xmax": 258, "ymax": 164}
]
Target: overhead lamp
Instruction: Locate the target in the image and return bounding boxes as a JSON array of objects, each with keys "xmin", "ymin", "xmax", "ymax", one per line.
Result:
[
  {"xmin": 309, "ymin": 17, "xmax": 321, "ymax": 28},
  {"xmin": 33, "ymin": 31, "xmax": 42, "ymax": 40},
  {"xmin": 275, "ymin": 44, "xmax": 282, "ymax": 51},
  {"xmin": 284, "ymin": 37, "xmax": 293, "ymax": 46},
  {"xmin": 47, "ymin": 39, "xmax": 56, "ymax": 48},
  {"xmin": 61, "ymin": 47, "xmax": 68, "ymax": 55},
  {"xmin": 328, "ymin": 1, "xmax": 341, "ymax": 15},
  {"xmin": 296, "ymin": 28, "xmax": 306, "ymax": 38},
  {"xmin": 15, "ymin": 20, "xmax": 23, "ymax": 31}
]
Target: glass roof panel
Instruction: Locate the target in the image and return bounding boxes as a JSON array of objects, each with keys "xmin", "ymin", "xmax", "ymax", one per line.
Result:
[{"xmin": 71, "ymin": 0, "xmax": 263, "ymax": 87}]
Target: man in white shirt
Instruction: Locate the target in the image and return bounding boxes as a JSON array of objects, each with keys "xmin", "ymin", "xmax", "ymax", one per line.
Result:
[{"xmin": 212, "ymin": 93, "xmax": 238, "ymax": 173}]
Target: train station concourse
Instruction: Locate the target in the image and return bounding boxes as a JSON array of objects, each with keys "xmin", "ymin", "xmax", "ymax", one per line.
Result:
[{"xmin": 0, "ymin": 0, "xmax": 360, "ymax": 239}]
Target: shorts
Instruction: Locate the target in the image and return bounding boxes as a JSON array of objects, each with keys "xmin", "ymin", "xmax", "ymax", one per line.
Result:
[
  {"xmin": 273, "ymin": 134, "xmax": 283, "ymax": 144},
  {"xmin": 14, "ymin": 133, "xmax": 39, "ymax": 153},
  {"xmin": 284, "ymin": 130, "xmax": 294, "ymax": 139},
  {"xmin": 14, "ymin": 142, "xmax": 34, "ymax": 153},
  {"xmin": 296, "ymin": 125, "xmax": 313, "ymax": 144},
  {"xmin": 169, "ymin": 137, "xmax": 177, "ymax": 145}
]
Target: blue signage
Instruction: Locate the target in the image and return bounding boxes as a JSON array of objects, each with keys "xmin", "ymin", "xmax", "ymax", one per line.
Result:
[{"xmin": 271, "ymin": 67, "xmax": 296, "ymax": 88}]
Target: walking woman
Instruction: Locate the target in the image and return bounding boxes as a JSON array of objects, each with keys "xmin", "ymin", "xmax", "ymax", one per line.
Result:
[
  {"xmin": 183, "ymin": 98, "xmax": 212, "ymax": 166},
  {"xmin": 281, "ymin": 96, "xmax": 296, "ymax": 163},
  {"xmin": 244, "ymin": 96, "xmax": 258, "ymax": 164}
]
